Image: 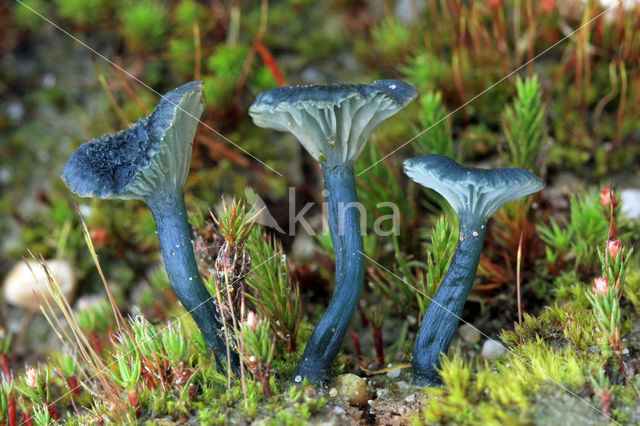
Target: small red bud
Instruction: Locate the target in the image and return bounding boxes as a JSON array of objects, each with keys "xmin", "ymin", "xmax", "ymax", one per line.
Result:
[
  {"xmin": 540, "ymin": 0, "xmax": 555, "ymax": 14},
  {"xmin": 593, "ymin": 277, "xmax": 609, "ymax": 297},
  {"xmin": 25, "ymin": 368, "xmax": 39, "ymax": 389},
  {"xmin": 90, "ymin": 228, "xmax": 110, "ymax": 247},
  {"xmin": 246, "ymin": 311, "xmax": 258, "ymax": 331},
  {"xmin": 607, "ymin": 240, "xmax": 622, "ymax": 260},
  {"xmin": 600, "ymin": 188, "xmax": 617, "ymax": 208},
  {"xmin": 489, "ymin": 0, "xmax": 502, "ymax": 10}
]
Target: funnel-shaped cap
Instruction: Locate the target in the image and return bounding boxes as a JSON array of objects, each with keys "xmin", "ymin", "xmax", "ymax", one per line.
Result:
[
  {"xmin": 249, "ymin": 80, "xmax": 417, "ymax": 166},
  {"xmin": 62, "ymin": 81, "xmax": 205, "ymax": 200},
  {"xmin": 404, "ymin": 154, "xmax": 544, "ymax": 221}
]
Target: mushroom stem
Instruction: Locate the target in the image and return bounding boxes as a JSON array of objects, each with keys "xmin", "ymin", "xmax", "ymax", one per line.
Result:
[
  {"xmin": 294, "ymin": 164, "xmax": 364, "ymax": 383},
  {"xmin": 412, "ymin": 212, "xmax": 486, "ymax": 386},
  {"xmin": 146, "ymin": 188, "xmax": 240, "ymax": 374}
]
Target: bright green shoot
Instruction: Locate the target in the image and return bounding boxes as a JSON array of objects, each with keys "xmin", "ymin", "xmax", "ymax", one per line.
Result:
[
  {"xmin": 246, "ymin": 230, "xmax": 301, "ymax": 355},
  {"xmin": 416, "ymin": 92, "xmax": 454, "ymax": 158},
  {"xmin": 501, "ymin": 75, "xmax": 545, "ymax": 172},
  {"xmin": 238, "ymin": 312, "xmax": 275, "ymax": 397},
  {"xmin": 160, "ymin": 322, "xmax": 191, "ymax": 366}
]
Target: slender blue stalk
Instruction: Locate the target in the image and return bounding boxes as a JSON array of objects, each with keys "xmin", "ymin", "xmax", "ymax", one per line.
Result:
[
  {"xmin": 294, "ymin": 164, "xmax": 364, "ymax": 383},
  {"xmin": 146, "ymin": 188, "xmax": 239, "ymax": 373},
  {"xmin": 413, "ymin": 212, "xmax": 486, "ymax": 386}
]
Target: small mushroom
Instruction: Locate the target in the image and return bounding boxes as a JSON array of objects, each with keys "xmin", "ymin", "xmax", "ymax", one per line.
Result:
[
  {"xmin": 250, "ymin": 80, "xmax": 417, "ymax": 383},
  {"xmin": 61, "ymin": 82, "xmax": 238, "ymax": 373},
  {"xmin": 403, "ymin": 154, "xmax": 544, "ymax": 386}
]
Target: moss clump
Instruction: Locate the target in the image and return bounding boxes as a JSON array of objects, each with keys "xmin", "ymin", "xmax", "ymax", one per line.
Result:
[
  {"xmin": 420, "ymin": 341, "xmax": 594, "ymax": 424},
  {"xmin": 53, "ymin": 0, "xmax": 109, "ymax": 25},
  {"xmin": 119, "ymin": 1, "xmax": 169, "ymax": 52}
]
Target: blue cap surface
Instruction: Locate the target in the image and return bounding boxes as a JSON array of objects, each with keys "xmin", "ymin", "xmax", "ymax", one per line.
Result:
[{"xmin": 62, "ymin": 81, "xmax": 204, "ymax": 200}]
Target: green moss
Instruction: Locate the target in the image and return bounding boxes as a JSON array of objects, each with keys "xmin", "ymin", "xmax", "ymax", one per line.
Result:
[
  {"xmin": 169, "ymin": 38, "xmax": 195, "ymax": 76},
  {"xmin": 202, "ymin": 45, "xmax": 249, "ymax": 108},
  {"xmin": 401, "ymin": 51, "xmax": 447, "ymax": 93},
  {"xmin": 54, "ymin": 0, "xmax": 108, "ymax": 25},
  {"xmin": 173, "ymin": 0, "xmax": 204, "ymax": 34},
  {"xmin": 12, "ymin": 0, "xmax": 50, "ymax": 29},
  {"xmin": 420, "ymin": 340, "xmax": 590, "ymax": 424},
  {"xmin": 119, "ymin": 0, "xmax": 169, "ymax": 52},
  {"xmin": 249, "ymin": 66, "xmax": 279, "ymax": 93}
]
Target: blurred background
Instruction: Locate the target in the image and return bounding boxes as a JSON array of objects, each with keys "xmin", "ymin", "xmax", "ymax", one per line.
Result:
[{"xmin": 1, "ymin": 0, "xmax": 639, "ymax": 363}]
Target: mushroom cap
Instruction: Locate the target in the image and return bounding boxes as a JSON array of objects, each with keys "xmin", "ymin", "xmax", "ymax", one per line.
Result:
[
  {"xmin": 62, "ymin": 81, "xmax": 205, "ymax": 200},
  {"xmin": 404, "ymin": 154, "xmax": 544, "ymax": 221},
  {"xmin": 249, "ymin": 80, "xmax": 417, "ymax": 166}
]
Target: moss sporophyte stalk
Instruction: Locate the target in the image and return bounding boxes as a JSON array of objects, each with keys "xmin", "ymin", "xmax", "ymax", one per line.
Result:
[
  {"xmin": 60, "ymin": 82, "xmax": 239, "ymax": 374},
  {"xmin": 250, "ymin": 80, "xmax": 418, "ymax": 383}
]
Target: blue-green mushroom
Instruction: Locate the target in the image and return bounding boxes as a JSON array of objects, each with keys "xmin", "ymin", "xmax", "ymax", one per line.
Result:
[
  {"xmin": 404, "ymin": 154, "xmax": 544, "ymax": 386},
  {"xmin": 250, "ymin": 80, "xmax": 417, "ymax": 383},
  {"xmin": 61, "ymin": 81, "xmax": 239, "ymax": 373}
]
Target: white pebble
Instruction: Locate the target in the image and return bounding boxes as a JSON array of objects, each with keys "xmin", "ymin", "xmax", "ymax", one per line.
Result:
[
  {"xmin": 386, "ymin": 367, "xmax": 401, "ymax": 379},
  {"xmin": 458, "ymin": 324, "xmax": 481, "ymax": 344},
  {"xmin": 620, "ymin": 189, "xmax": 640, "ymax": 220},
  {"xmin": 481, "ymin": 339, "xmax": 506, "ymax": 360},
  {"xmin": 3, "ymin": 260, "xmax": 77, "ymax": 310}
]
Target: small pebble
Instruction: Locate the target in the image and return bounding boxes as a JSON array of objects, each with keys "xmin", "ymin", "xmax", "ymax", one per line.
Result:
[
  {"xmin": 406, "ymin": 314, "xmax": 417, "ymax": 326},
  {"xmin": 3, "ymin": 260, "xmax": 77, "ymax": 310},
  {"xmin": 481, "ymin": 339, "xmax": 506, "ymax": 360},
  {"xmin": 386, "ymin": 367, "xmax": 402, "ymax": 379},
  {"xmin": 620, "ymin": 189, "xmax": 640, "ymax": 220},
  {"xmin": 458, "ymin": 324, "xmax": 481, "ymax": 344},
  {"xmin": 0, "ymin": 168, "xmax": 11, "ymax": 185},
  {"xmin": 6, "ymin": 101, "xmax": 24, "ymax": 121},
  {"xmin": 336, "ymin": 373, "xmax": 368, "ymax": 407},
  {"xmin": 394, "ymin": 0, "xmax": 426, "ymax": 24},
  {"xmin": 329, "ymin": 388, "xmax": 338, "ymax": 398}
]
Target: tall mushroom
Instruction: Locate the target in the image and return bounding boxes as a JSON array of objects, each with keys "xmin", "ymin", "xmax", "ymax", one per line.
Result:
[
  {"xmin": 249, "ymin": 80, "xmax": 417, "ymax": 382},
  {"xmin": 62, "ymin": 81, "xmax": 238, "ymax": 373},
  {"xmin": 403, "ymin": 154, "xmax": 544, "ymax": 386}
]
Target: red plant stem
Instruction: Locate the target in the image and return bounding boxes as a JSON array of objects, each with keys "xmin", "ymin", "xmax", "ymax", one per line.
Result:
[
  {"xmin": 254, "ymin": 40, "xmax": 286, "ymax": 87},
  {"xmin": 357, "ymin": 303, "xmax": 369, "ymax": 328},
  {"xmin": 197, "ymin": 134, "xmax": 250, "ymax": 168},
  {"xmin": 260, "ymin": 373, "xmax": 272, "ymax": 398},
  {"xmin": 141, "ymin": 366, "xmax": 157, "ymax": 390},
  {"xmin": 8, "ymin": 396, "xmax": 15, "ymax": 426},
  {"xmin": 608, "ymin": 188, "xmax": 617, "ymax": 240},
  {"xmin": 127, "ymin": 389, "xmax": 141, "ymax": 418},
  {"xmin": 613, "ymin": 328, "xmax": 625, "ymax": 376},
  {"xmin": 47, "ymin": 401, "xmax": 60, "ymax": 421},
  {"xmin": 617, "ymin": 352, "xmax": 624, "ymax": 376},
  {"xmin": 599, "ymin": 389, "xmax": 611, "ymax": 419},
  {"xmin": 373, "ymin": 324, "xmax": 384, "ymax": 365},
  {"xmin": 20, "ymin": 412, "xmax": 32, "ymax": 426},
  {"xmin": 88, "ymin": 331, "xmax": 105, "ymax": 354},
  {"xmin": 68, "ymin": 376, "xmax": 81, "ymax": 396},
  {"xmin": 0, "ymin": 355, "xmax": 11, "ymax": 379},
  {"xmin": 350, "ymin": 327, "xmax": 362, "ymax": 360},
  {"xmin": 172, "ymin": 366, "xmax": 191, "ymax": 389},
  {"xmin": 517, "ymin": 231, "xmax": 524, "ymax": 332},
  {"xmin": 66, "ymin": 378, "xmax": 80, "ymax": 414}
]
